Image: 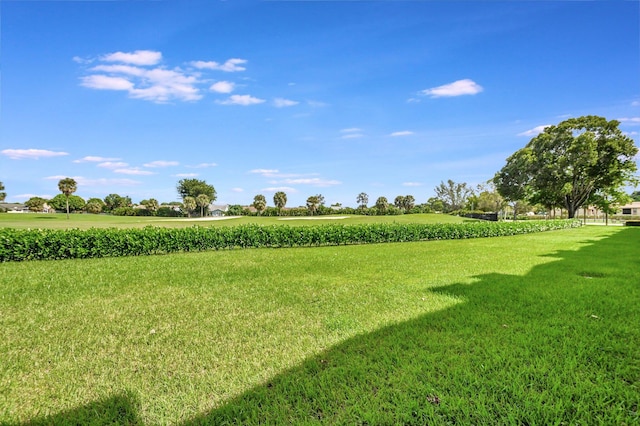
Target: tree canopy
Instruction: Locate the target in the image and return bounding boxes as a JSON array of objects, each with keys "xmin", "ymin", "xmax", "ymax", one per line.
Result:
[
  {"xmin": 494, "ymin": 116, "xmax": 638, "ymax": 218},
  {"xmin": 177, "ymin": 179, "xmax": 216, "ymax": 201},
  {"xmin": 58, "ymin": 177, "xmax": 78, "ymax": 219},
  {"xmin": 0, "ymin": 182, "xmax": 5, "ymax": 202},
  {"xmin": 433, "ymin": 180, "xmax": 473, "ymax": 212},
  {"xmin": 273, "ymin": 191, "xmax": 287, "ymax": 212}
]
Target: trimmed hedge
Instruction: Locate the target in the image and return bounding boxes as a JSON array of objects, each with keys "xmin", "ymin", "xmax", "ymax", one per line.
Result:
[{"xmin": 0, "ymin": 220, "xmax": 581, "ymax": 262}]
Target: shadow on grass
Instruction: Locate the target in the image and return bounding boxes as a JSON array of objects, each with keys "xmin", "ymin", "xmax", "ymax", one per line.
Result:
[{"xmin": 16, "ymin": 228, "xmax": 640, "ymax": 425}]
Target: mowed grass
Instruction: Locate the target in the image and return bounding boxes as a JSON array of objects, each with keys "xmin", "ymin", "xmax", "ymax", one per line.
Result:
[
  {"xmin": 0, "ymin": 212, "xmax": 469, "ymax": 230},
  {"xmin": 1, "ymin": 226, "xmax": 638, "ymax": 424}
]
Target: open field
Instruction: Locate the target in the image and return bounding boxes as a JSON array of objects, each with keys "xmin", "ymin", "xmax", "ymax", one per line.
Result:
[
  {"xmin": 1, "ymin": 226, "xmax": 639, "ymax": 424},
  {"xmin": 0, "ymin": 213, "xmax": 471, "ymax": 230}
]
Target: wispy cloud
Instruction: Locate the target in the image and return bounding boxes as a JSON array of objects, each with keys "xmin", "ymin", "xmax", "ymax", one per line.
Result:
[
  {"xmin": 189, "ymin": 163, "xmax": 218, "ymax": 168},
  {"xmin": 144, "ymin": 160, "xmax": 179, "ymax": 168},
  {"xmin": 340, "ymin": 128, "xmax": 364, "ymax": 139},
  {"xmin": 114, "ymin": 168, "xmax": 156, "ymax": 176},
  {"xmin": 390, "ymin": 131, "xmax": 414, "ymax": 137},
  {"xmin": 517, "ymin": 125, "xmax": 551, "ymax": 137},
  {"xmin": 261, "ymin": 186, "xmax": 298, "ymax": 193},
  {"xmin": 217, "ymin": 94, "xmax": 265, "ymax": 106},
  {"xmin": 73, "ymin": 156, "xmax": 121, "ymax": 163},
  {"xmin": 210, "ymin": 81, "xmax": 235, "ymax": 94},
  {"xmin": 273, "ymin": 98, "xmax": 299, "ymax": 108},
  {"xmin": 231, "ymin": 187, "xmax": 244, "ymax": 193},
  {"xmin": 250, "ymin": 169, "xmax": 280, "ymax": 177},
  {"xmin": 98, "ymin": 161, "xmax": 129, "ymax": 169},
  {"xmin": 618, "ymin": 117, "xmax": 640, "ymax": 125},
  {"xmin": 421, "ymin": 79, "xmax": 483, "ymax": 98},
  {"xmin": 2, "ymin": 149, "xmax": 69, "ymax": 160},
  {"xmin": 174, "ymin": 173, "xmax": 199, "ymax": 178},
  {"xmin": 44, "ymin": 175, "xmax": 141, "ymax": 186},
  {"xmin": 341, "ymin": 133, "xmax": 364, "ymax": 139},
  {"xmin": 102, "ymin": 50, "xmax": 162, "ymax": 66},
  {"xmin": 190, "ymin": 58, "xmax": 247, "ymax": 72},
  {"xmin": 403, "ymin": 182, "xmax": 422, "ymax": 187}
]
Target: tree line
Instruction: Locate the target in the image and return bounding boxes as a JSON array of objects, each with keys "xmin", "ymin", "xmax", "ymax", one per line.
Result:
[{"xmin": 2, "ymin": 116, "xmax": 638, "ymax": 219}]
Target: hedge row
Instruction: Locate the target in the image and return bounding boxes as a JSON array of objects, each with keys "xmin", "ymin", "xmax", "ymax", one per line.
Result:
[{"xmin": 0, "ymin": 220, "xmax": 581, "ymax": 262}]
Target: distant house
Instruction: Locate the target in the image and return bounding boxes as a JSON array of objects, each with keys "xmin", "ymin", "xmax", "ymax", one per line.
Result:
[
  {"xmin": 619, "ymin": 201, "xmax": 640, "ymax": 216},
  {"xmin": 208, "ymin": 204, "xmax": 229, "ymax": 217},
  {"xmin": 1, "ymin": 203, "xmax": 28, "ymax": 213}
]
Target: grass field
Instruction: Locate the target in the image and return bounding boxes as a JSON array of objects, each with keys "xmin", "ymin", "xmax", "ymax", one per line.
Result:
[
  {"xmin": 1, "ymin": 225, "xmax": 638, "ymax": 424},
  {"xmin": 0, "ymin": 212, "xmax": 470, "ymax": 230}
]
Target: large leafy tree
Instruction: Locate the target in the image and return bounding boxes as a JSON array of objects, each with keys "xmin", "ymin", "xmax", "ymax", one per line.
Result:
[
  {"xmin": 85, "ymin": 198, "xmax": 105, "ymax": 214},
  {"xmin": 0, "ymin": 181, "xmax": 6, "ymax": 202},
  {"xmin": 273, "ymin": 191, "xmax": 287, "ymax": 214},
  {"xmin": 177, "ymin": 179, "xmax": 216, "ymax": 201},
  {"xmin": 434, "ymin": 180, "xmax": 473, "ymax": 212},
  {"xmin": 48, "ymin": 194, "xmax": 86, "ymax": 212},
  {"xmin": 495, "ymin": 116, "xmax": 638, "ymax": 218},
  {"xmin": 252, "ymin": 194, "xmax": 267, "ymax": 215},
  {"xmin": 58, "ymin": 177, "xmax": 77, "ymax": 219},
  {"xmin": 25, "ymin": 197, "xmax": 47, "ymax": 212},
  {"xmin": 104, "ymin": 194, "xmax": 131, "ymax": 212},
  {"xmin": 140, "ymin": 198, "xmax": 159, "ymax": 214}
]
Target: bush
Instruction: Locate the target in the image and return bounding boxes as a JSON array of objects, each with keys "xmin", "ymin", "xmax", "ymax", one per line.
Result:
[
  {"xmin": 111, "ymin": 207, "xmax": 137, "ymax": 216},
  {"xmin": 157, "ymin": 207, "xmax": 184, "ymax": 217},
  {"xmin": 624, "ymin": 220, "xmax": 640, "ymax": 227},
  {"xmin": 0, "ymin": 220, "xmax": 582, "ymax": 262}
]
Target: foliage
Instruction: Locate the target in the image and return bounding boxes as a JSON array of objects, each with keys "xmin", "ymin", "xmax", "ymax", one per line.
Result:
[
  {"xmin": 252, "ymin": 194, "xmax": 267, "ymax": 215},
  {"xmin": 156, "ymin": 206, "xmax": 184, "ymax": 217},
  {"xmin": 495, "ymin": 116, "xmax": 638, "ymax": 218},
  {"xmin": 0, "ymin": 220, "xmax": 581, "ymax": 262},
  {"xmin": 434, "ymin": 180, "xmax": 474, "ymax": 212},
  {"xmin": 630, "ymin": 190, "xmax": 640, "ymax": 202},
  {"xmin": 176, "ymin": 178, "xmax": 216, "ymax": 201},
  {"xmin": 139, "ymin": 198, "xmax": 159, "ymax": 214},
  {"xmin": 375, "ymin": 196, "xmax": 388, "ymax": 214},
  {"xmin": 111, "ymin": 207, "xmax": 137, "ymax": 216},
  {"xmin": 357, "ymin": 192, "xmax": 369, "ymax": 209},
  {"xmin": 227, "ymin": 204, "xmax": 245, "ymax": 216},
  {"xmin": 103, "ymin": 194, "xmax": 132, "ymax": 212},
  {"xmin": 58, "ymin": 177, "xmax": 78, "ymax": 219},
  {"xmin": 306, "ymin": 195, "xmax": 321, "ymax": 215},
  {"xmin": 0, "ymin": 181, "xmax": 5, "ymax": 202},
  {"xmin": 182, "ymin": 196, "xmax": 196, "ymax": 218},
  {"xmin": 48, "ymin": 194, "xmax": 86, "ymax": 212},
  {"xmin": 24, "ymin": 197, "xmax": 48, "ymax": 212},
  {"xmin": 273, "ymin": 191, "xmax": 287, "ymax": 213},
  {"xmin": 196, "ymin": 194, "xmax": 210, "ymax": 217}
]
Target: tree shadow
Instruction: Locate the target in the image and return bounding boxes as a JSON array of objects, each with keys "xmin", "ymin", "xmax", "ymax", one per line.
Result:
[
  {"xmin": 11, "ymin": 228, "xmax": 640, "ymax": 425},
  {"xmin": 17, "ymin": 391, "xmax": 140, "ymax": 426}
]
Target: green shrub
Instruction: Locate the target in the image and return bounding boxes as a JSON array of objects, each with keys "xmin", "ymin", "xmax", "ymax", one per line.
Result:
[{"xmin": 0, "ymin": 220, "xmax": 582, "ymax": 262}]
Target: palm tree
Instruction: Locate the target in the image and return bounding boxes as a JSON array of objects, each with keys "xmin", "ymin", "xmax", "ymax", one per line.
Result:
[
  {"xmin": 183, "ymin": 196, "xmax": 196, "ymax": 218},
  {"xmin": 196, "ymin": 194, "xmax": 210, "ymax": 217},
  {"xmin": 357, "ymin": 192, "xmax": 369, "ymax": 209},
  {"xmin": 273, "ymin": 191, "xmax": 287, "ymax": 215},
  {"xmin": 375, "ymin": 196, "xmax": 389, "ymax": 214},
  {"xmin": 252, "ymin": 194, "xmax": 267, "ymax": 215},
  {"xmin": 58, "ymin": 177, "xmax": 77, "ymax": 219},
  {"xmin": 306, "ymin": 195, "xmax": 320, "ymax": 215}
]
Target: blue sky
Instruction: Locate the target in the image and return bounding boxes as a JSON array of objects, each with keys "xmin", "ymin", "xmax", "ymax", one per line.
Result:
[{"xmin": 2, "ymin": 1, "xmax": 639, "ymax": 207}]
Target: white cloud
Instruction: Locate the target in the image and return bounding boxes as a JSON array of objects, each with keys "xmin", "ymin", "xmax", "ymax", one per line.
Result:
[
  {"xmin": 210, "ymin": 81, "xmax": 235, "ymax": 93},
  {"xmin": 403, "ymin": 182, "xmax": 423, "ymax": 187},
  {"xmin": 421, "ymin": 79, "xmax": 483, "ymax": 98},
  {"xmin": 114, "ymin": 168, "xmax": 156, "ymax": 176},
  {"xmin": 191, "ymin": 58, "xmax": 247, "ymax": 72},
  {"xmin": 98, "ymin": 161, "xmax": 129, "ymax": 169},
  {"xmin": 2, "ymin": 149, "xmax": 69, "ymax": 160},
  {"xmin": 101, "ymin": 50, "xmax": 162, "ymax": 66},
  {"xmin": 73, "ymin": 156, "xmax": 121, "ymax": 163},
  {"xmin": 618, "ymin": 117, "xmax": 640, "ymax": 125},
  {"xmin": 144, "ymin": 160, "xmax": 179, "ymax": 168},
  {"xmin": 189, "ymin": 162, "xmax": 218, "ymax": 168},
  {"xmin": 390, "ymin": 131, "xmax": 414, "ymax": 137},
  {"xmin": 341, "ymin": 133, "xmax": 364, "ymax": 139},
  {"xmin": 231, "ymin": 187, "xmax": 244, "ymax": 192},
  {"xmin": 174, "ymin": 173, "xmax": 199, "ymax": 178},
  {"xmin": 273, "ymin": 98, "xmax": 299, "ymax": 108},
  {"xmin": 12, "ymin": 193, "xmax": 53, "ymax": 202},
  {"xmin": 261, "ymin": 187, "xmax": 298, "ymax": 193},
  {"xmin": 517, "ymin": 125, "xmax": 551, "ymax": 137},
  {"xmin": 217, "ymin": 94, "xmax": 265, "ymax": 106},
  {"xmin": 45, "ymin": 176, "xmax": 142, "ymax": 187},
  {"xmin": 631, "ymin": 101, "xmax": 640, "ymax": 107},
  {"xmin": 250, "ymin": 169, "xmax": 280, "ymax": 177},
  {"xmin": 81, "ymin": 75, "xmax": 134, "ymax": 91}
]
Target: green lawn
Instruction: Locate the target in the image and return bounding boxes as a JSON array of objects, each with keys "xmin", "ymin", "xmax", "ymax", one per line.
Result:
[
  {"xmin": 1, "ymin": 226, "xmax": 638, "ymax": 424},
  {"xmin": 0, "ymin": 212, "xmax": 469, "ymax": 230}
]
